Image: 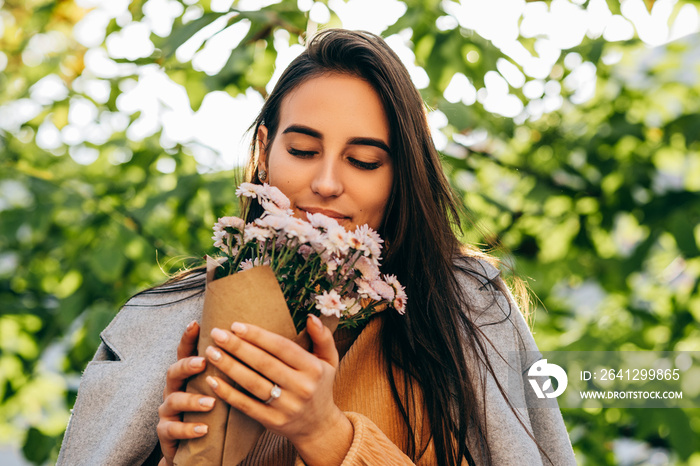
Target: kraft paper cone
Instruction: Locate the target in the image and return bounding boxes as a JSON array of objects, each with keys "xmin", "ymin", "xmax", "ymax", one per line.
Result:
[{"xmin": 174, "ymin": 258, "xmax": 338, "ymax": 465}]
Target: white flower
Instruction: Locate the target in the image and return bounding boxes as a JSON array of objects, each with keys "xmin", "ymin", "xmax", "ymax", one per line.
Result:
[
  {"xmin": 393, "ymin": 290, "xmax": 407, "ymax": 314},
  {"xmin": 283, "ymin": 217, "xmax": 317, "ymax": 244},
  {"xmin": 354, "ymin": 278, "xmax": 381, "ymax": 301},
  {"xmin": 260, "ymin": 199, "xmax": 294, "ymax": 217},
  {"xmin": 235, "ymin": 182, "xmax": 263, "ymax": 198},
  {"xmin": 255, "ymin": 213, "xmax": 290, "ymax": 231},
  {"xmin": 263, "ymin": 184, "xmax": 291, "ymax": 209},
  {"xmin": 314, "ymin": 290, "xmax": 346, "ymax": 317},
  {"xmin": 217, "ymin": 216, "xmax": 245, "ymax": 231},
  {"xmin": 306, "ymin": 212, "xmax": 339, "ymax": 231},
  {"xmin": 348, "ymin": 232, "xmax": 365, "ymax": 252},
  {"xmin": 239, "ymin": 257, "xmax": 269, "ymax": 271},
  {"xmin": 354, "ymin": 256, "xmax": 379, "ymax": 280},
  {"xmin": 385, "ymin": 275, "xmax": 407, "ymax": 314},
  {"xmin": 325, "ymin": 259, "xmax": 339, "ymax": 277},
  {"xmin": 370, "ymin": 279, "xmax": 395, "ymax": 301},
  {"xmin": 339, "ymin": 261, "xmax": 353, "ymax": 278},
  {"xmin": 310, "ymin": 233, "xmax": 329, "ymax": 255},
  {"xmin": 353, "ymin": 224, "xmax": 383, "ymax": 260},
  {"xmin": 212, "ymin": 230, "xmax": 228, "ymax": 249},
  {"xmin": 323, "ymin": 224, "xmax": 350, "ymax": 255},
  {"xmin": 341, "ymin": 297, "xmax": 362, "ymax": 316},
  {"xmin": 243, "ymin": 225, "xmax": 273, "ymax": 243},
  {"xmin": 213, "ymin": 230, "xmax": 239, "ymax": 256}
]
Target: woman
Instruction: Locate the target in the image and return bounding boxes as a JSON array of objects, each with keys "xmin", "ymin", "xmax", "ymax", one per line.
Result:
[{"xmin": 58, "ymin": 29, "xmax": 576, "ymax": 465}]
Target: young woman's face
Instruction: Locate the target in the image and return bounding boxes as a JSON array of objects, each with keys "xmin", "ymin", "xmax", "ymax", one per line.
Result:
[{"xmin": 258, "ymin": 73, "xmax": 393, "ymax": 231}]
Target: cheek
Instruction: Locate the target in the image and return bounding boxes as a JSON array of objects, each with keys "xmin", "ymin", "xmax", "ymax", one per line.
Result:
[
  {"xmin": 267, "ymin": 148, "xmax": 300, "ymax": 191},
  {"xmin": 361, "ymin": 179, "xmax": 393, "ymax": 228}
]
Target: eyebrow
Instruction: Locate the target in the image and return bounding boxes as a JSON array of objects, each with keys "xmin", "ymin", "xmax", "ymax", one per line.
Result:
[
  {"xmin": 281, "ymin": 124, "xmax": 390, "ymax": 153},
  {"xmin": 282, "ymin": 124, "xmax": 322, "ymax": 139}
]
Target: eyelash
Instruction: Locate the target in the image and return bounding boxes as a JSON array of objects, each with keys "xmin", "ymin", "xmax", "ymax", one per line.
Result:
[
  {"xmin": 349, "ymin": 159, "xmax": 381, "ymax": 170},
  {"xmin": 288, "ymin": 148, "xmax": 316, "ymax": 158},
  {"xmin": 288, "ymin": 148, "xmax": 381, "ymax": 171}
]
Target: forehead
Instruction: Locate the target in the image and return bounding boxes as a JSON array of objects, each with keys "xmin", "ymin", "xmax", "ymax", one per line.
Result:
[{"xmin": 276, "ymin": 73, "xmax": 390, "ymax": 141}]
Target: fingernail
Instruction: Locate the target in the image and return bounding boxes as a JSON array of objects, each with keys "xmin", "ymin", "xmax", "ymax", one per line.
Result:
[
  {"xmin": 191, "ymin": 357, "xmax": 205, "ymax": 368},
  {"xmin": 194, "ymin": 425, "xmax": 208, "ymax": 435},
  {"xmin": 231, "ymin": 322, "xmax": 246, "ymax": 334},
  {"xmin": 187, "ymin": 320, "xmax": 197, "ymax": 331},
  {"xmin": 211, "ymin": 327, "xmax": 228, "ymax": 343},
  {"xmin": 206, "ymin": 346, "xmax": 222, "ymax": 362},
  {"xmin": 309, "ymin": 314, "xmax": 323, "ymax": 330},
  {"xmin": 206, "ymin": 376, "xmax": 218, "ymax": 389},
  {"xmin": 199, "ymin": 397, "xmax": 215, "ymax": 408}
]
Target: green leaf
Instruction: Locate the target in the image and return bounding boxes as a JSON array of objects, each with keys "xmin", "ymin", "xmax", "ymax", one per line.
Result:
[
  {"xmin": 161, "ymin": 13, "xmax": 228, "ymax": 58},
  {"xmin": 22, "ymin": 427, "xmax": 57, "ymax": 464}
]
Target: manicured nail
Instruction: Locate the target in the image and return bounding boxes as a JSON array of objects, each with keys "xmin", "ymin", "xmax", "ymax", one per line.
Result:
[
  {"xmin": 199, "ymin": 397, "xmax": 215, "ymax": 408},
  {"xmin": 187, "ymin": 320, "xmax": 197, "ymax": 331},
  {"xmin": 206, "ymin": 376, "xmax": 218, "ymax": 389},
  {"xmin": 194, "ymin": 425, "xmax": 208, "ymax": 435},
  {"xmin": 231, "ymin": 322, "xmax": 246, "ymax": 334},
  {"xmin": 211, "ymin": 327, "xmax": 228, "ymax": 343},
  {"xmin": 206, "ymin": 346, "xmax": 222, "ymax": 362},
  {"xmin": 309, "ymin": 314, "xmax": 323, "ymax": 330},
  {"xmin": 190, "ymin": 357, "xmax": 205, "ymax": 368}
]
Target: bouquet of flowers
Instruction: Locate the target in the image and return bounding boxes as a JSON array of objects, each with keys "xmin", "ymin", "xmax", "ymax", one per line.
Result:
[
  {"xmin": 211, "ymin": 182, "xmax": 406, "ymax": 330},
  {"xmin": 174, "ymin": 182, "xmax": 405, "ymax": 465}
]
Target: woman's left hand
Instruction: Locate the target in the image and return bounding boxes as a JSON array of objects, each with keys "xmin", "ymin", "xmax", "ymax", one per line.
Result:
[{"xmin": 204, "ymin": 313, "xmax": 353, "ymax": 466}]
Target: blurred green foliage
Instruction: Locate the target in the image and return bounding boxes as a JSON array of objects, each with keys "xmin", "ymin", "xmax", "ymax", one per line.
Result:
[{"xmin": 1, "ymin": 0, "xmax": 699, "ymax": 464}]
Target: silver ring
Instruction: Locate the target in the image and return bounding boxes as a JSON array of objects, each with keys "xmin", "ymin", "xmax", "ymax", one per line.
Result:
[{"xmin": 264, "ymin": 384, "xmax": 281, "ymax": 404}]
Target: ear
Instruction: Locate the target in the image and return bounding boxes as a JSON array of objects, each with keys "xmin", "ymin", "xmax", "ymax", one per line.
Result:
[{"xmin": 257, "ymin": 125, "xmax": 269, "ymax": 170}]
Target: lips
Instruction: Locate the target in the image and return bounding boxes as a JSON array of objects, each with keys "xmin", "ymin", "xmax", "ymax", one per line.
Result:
[{"xmin": 298, "ymin": 206, "xmax": 350, "ymax": 220}]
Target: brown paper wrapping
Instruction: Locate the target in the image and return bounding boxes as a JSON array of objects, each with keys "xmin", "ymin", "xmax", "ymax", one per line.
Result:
[{"xmin": 174, "ymin": 257, "xmax": 337, "ymax": 465}]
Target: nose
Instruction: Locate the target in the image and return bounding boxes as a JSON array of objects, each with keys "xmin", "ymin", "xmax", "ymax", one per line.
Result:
[{"xmin": 310, "ymin": 156, "xmax": 344, "ymax": 198}]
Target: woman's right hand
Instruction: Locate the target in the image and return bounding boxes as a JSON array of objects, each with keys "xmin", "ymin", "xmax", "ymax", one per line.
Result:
[{"xmin": 157, "ymin": 320, "xmax": 216, "ymax": 466}]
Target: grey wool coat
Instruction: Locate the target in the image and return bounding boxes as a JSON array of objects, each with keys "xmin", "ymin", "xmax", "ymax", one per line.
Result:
[{"xmin": 57, "ymin": 258, "xmax": 577, "ymax": 465}]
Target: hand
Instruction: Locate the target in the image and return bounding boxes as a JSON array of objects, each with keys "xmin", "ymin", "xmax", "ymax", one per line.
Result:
[
  {"xmin": 204, "ymin": 314, "xmax": 353, "ymax": 466},
  {"xmin": 156, "ymin": 321, "xmax": 216, "ymax": 466}
]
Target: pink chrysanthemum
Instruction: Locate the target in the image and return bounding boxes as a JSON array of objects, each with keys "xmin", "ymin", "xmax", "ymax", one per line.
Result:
[
  {"xmin": 354, "ymin": 256, "xmax": 379, "ymax": 280},
  {"xmin": 217, "ymin": 216, "xmax": 245, "ymax": 230},
  {"xmin": 354, "ymin": 278, "xmax": 382, "ymax": 301},
  {"xmin": 235, "ymin": 182, "xmax": 263, "ymax": 198},
  {"xmin": 348, "ymin": 233, "xmax": 364, "ymax": 251},
  {"xmin": 323, "ymin": 224, "xmax": 350, "ymax": 255},
  {"xmin": 341, "ymin": 297, "xmax": 362, "ymax": 316},
  {"xmin": 385, "ymin": 275, "xmax": 407, "ymax": 314},
  {"xmin": 256, "ymin": 213, "xmax": 290, "ymax": 231},
  {"xmin": 212, "ymin": 230, "xmax": 227, "ymax": 249},
  {"xmin": 353, "ymin": 224, "xmax": 382, "ymax": 260},
  {"xmin": 306, "ymin": 212, "xmax": 339, "ymax": 231},
  {"xmin": 239, "ymin": 257, "xmax": 269, "ymax": 271},
  {"xmin": 263, "ymin": 185, "xmax": 291, "ymax": 209},
  {"xmin": 283, "ymin": 217, "xmax": 317, "ymax": 243},
  {"xmin": 314, "ymin": 290, "xmax": 346, "ymax": 317},
  {"xmin": 370, "ymin": 279, "xmax": 395, "ymax": 301},
  {"xmin": 244, "ymin": 225, "xmax": 273, "ymax": 243},
  {"xmin": 261, "ymin": 199, "xmax": 294, "ymax": 217},
  {"xmin": 393, "ymin": 291, "xmax": 407, "ymax": 315}
]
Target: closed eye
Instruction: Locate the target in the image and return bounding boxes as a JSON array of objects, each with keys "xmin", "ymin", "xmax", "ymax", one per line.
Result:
[
  {"xmin": 288, "ymin": 148, "xmax": 316, "ymax": 158},
  {"xmin": 349, "ymin": 158, "xmax": 381, "ymax": 170}
]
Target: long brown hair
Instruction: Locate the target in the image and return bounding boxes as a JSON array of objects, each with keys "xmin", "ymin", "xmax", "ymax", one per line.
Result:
[{"xmin": 240, "ymin": 29, "xmax": 542, "ymax": 466}]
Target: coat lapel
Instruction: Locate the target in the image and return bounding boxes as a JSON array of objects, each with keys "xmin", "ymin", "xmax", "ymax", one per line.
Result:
[{"xmin": 58, "ymin": 288, "xmax": 204, "ymax": 466}]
